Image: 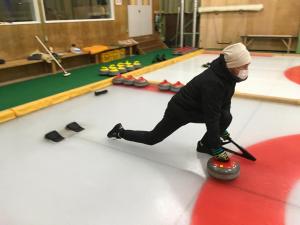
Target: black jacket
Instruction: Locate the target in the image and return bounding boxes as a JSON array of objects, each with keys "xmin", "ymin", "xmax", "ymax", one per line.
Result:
[{"xmin": 165, "ymin": 54, "xmax": 237, "ymax": 148}]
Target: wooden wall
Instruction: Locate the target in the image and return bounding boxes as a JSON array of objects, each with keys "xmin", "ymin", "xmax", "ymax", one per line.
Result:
[
  {"xmin": 199, "ymin": 0, "xmax": 300, "ymax": 51},
  {"xmin": 0, "ymin": 24, "xmax": 44, "ymax": 61},
  {"xmin": 44, "ymin": 3, "xmax": 129, "ymax": 53},
  {"xmin": 0, "ymin": 0, "xmax": 134, "ymax": 61}
]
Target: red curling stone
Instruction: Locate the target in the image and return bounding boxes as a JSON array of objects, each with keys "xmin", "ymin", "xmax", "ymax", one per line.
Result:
[
  {"xmin": 170, "ymin": 81, "xmax": 184, "ymax": 93},
  {"xmin": 134, "ymin": 77, "xmax": 149, "ymax": 87},
  {"xmin": 112, "ymin": 74, "xmax": 125, "ymax": 85},
  {"xmin": 123, "ymin": 75, "xmax": 136, "ymax": 85},
  {"xmin": 158, "ymin": 79, "xmax": 171, "ymax": 91},
  {"xmin": 207, "ymin": 157, "xmax": 240, "ymax": 181}
]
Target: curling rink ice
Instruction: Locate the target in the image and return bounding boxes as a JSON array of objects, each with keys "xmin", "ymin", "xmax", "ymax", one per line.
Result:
[{"xmin": 0, "ymin": 53, "xmax": 300, "ymax": 225}]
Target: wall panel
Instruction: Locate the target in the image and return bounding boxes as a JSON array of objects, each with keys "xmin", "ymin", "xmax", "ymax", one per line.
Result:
[{"xmin": 199, "ymin": 0, "xmax": 300, "ymax": 51}]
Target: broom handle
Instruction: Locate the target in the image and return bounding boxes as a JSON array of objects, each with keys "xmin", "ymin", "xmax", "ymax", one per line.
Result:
[{"xmin": 35, "ymin": 35, "xmax": 69, "ymax": 74}]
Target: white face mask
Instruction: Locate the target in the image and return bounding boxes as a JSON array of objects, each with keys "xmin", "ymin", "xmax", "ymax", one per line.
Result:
[{"xmin": 237, "ymin": 69, "xmax": 248, "ymax": 80}]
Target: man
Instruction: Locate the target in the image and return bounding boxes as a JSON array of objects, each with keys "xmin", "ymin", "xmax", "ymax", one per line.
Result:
[{"xmin": 107, "ymin": 43, "xmax": 251, "ymax": 162}]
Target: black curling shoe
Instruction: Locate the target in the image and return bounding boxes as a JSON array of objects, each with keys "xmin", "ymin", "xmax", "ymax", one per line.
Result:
[{"xmin": 107, "ymin": 123, "xmax": 123, "ymax": 139}]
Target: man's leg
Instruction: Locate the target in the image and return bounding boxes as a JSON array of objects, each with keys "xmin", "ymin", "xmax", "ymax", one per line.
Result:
[
  {"xmin": 122, "ymin": 116, "xmax": 187, "ymax": 145},
  {"xmin": 108, "ymin": 116, "xmax": 187, "ymax": 145}
]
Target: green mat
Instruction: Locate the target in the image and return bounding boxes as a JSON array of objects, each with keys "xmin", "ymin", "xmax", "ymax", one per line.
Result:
[{"xmin": 0, "ymin": 49, "xmax": 175, "ymax": 111}]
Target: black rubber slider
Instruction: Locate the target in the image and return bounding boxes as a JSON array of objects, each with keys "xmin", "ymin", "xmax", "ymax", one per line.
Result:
[
  {"xmin": 65, "ymin": 122, "xmax": 84, "ymax": 132},
  {"xmin": 45, "ymin": 130, "xmax": 64, "ymax": 142},
  {"xmin": 94, "ymin": 89, "xmax": 108, "ymax": 96}
]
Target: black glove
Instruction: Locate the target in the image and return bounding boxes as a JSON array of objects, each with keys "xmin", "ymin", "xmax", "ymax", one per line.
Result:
[{"xmin": 221, "ymin": 130, "xmax": 231, "ymax": 141}]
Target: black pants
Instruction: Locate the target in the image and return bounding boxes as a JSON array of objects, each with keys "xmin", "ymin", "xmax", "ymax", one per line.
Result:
[
  {"xmin": 122, "ymin": 116, "xmax": 188, "ymax": 145},
  {"xmin": 122, "ymin": 110, "xmax": 232, "ymax": 146}
]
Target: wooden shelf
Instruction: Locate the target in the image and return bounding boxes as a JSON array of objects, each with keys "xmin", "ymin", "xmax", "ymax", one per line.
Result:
[
  {"xmin": 59, "ymin": 52, "xmax": 89, "ymax": 59},
  {"xmin": 0, "ymin": 58, "xmax": 44, "ymax": 70}
]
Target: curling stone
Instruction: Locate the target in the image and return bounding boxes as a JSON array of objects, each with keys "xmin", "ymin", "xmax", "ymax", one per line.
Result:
[
  {"xmin": 158, "ymin": 79, "xmax": 171, "ymax": 91},
  {"xmin": 170, "ymin": 81, "xmax": 184, "ymax": 93},
  {"xmin": 112, "ymin": 74, "xmax": 125, "ymax": 85},
  {"xmin": 134, "ymin": 77, "xmax": 149, "ymax": 87},
  {"xmin": 207, "ymin": 157, "xmax": 240, "ymax": 181},
  {"xmin": 117, "ymin": 63, "xmax": 125, "ymax": 68},
  {"xmin": 99, "ymin": 66, "xmax": 109, "ymax": 75},
  {"xmin": 109, "ymin": 67, "xmax": 120, "ymax": 76},
  {"xmin": 123, "ymin": 75, "xmax": 136, "ymax": 85},
  {"xmin": 108, "ymin": 65, "xmax": 117, "ymax": 69},
  {"xmin": 117, "ymin": 66, "xmax": 127, "ymax": 74},
  {"xmin": 125, "ymin": 63, "xmax": 135, "ymax": 71},
  {"xmin": 133, "ymin": 60, "xmax": 142, "ymax": 69}
]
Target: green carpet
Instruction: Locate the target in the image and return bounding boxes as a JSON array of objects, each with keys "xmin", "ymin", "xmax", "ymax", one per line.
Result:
[{"xmin": 0, "ymin": 49, "xmax": 175, "ymax": 111}]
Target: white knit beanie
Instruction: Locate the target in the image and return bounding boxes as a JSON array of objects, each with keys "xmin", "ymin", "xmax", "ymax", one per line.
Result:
[{"xmin": 222, "ymin": 43, "xmax": 251, "ymax": 68}]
